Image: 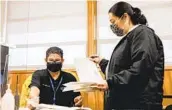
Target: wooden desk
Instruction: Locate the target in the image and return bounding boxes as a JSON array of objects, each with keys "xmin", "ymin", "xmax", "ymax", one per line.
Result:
[{"xmin": 163, "ymin": 66, "xmax": 172, "ymax": 107}]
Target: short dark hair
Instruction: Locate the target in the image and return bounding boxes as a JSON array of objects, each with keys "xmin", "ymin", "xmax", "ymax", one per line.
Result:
[
  {"xmin": 46, "ymin": 46, "xmax": 63, "ymax": 59},
  {"xmin": 109, "ymin": 1, "xmax": 147, "ymax": 25}
]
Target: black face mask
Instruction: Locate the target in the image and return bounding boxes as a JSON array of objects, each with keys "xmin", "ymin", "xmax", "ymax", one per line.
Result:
[
  {"xmin": 110, "ymin": 24, "xmax": 124, "ymax": 36},
  {"xmin": 47, "ymin": 62, "xmax": 62, "ymax": 73}
]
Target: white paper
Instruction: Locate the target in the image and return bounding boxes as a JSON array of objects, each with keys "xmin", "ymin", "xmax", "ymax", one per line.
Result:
[
  {"xmin": 36, "ymin": 104, "xmax": 92, "ymax": 110},
  {"xmin": 36, "ymin": 104, "xmax": 70, "ymax": 110},
  {"xmin": 74, "ymin": 58, "xmax": 104, "ymax": 83},
  {"xmin": 62, "ymin": 58, "xmax": 104, "ymax": 92},
  {"xmin": 63, "ymin": 82, "xmax": 98, "ymax": 92}
]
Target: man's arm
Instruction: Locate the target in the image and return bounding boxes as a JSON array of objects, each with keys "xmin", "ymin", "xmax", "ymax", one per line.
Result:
[
  {"xmin": 29, "ymin": 86, "xmax": 40, "ymax": 98},
  {"xmin": 27, "ymin": 86, "xmax": 40, "ymax": 110},
  {"xmin": 27, "ymin": 71, "xmax": 41, "ymax": 109},
  {"xmin": 68, "ymin": 73, "xmax": 82, "ymax": 107},
  {"xmin": 29, "ymin": 70, "xmax": 41, "ymax": 97}
]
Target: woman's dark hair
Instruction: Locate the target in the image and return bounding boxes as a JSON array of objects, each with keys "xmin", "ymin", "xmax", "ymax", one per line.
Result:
[
  {"xmin": 46, "ymin": 46, "xmax": 63, "ymax": 59},
  {"xmin": 109, "ymin": 1, "xmax": 147, "ymax": 25}
]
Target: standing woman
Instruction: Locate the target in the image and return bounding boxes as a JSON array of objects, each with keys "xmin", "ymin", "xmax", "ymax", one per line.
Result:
[{"xmin": 90, "ymin": 1, "xmax": 164, "ymax": 110}]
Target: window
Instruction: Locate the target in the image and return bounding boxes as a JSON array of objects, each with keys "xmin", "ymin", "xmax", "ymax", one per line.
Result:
[{"xmin": 7, "ymin": 1, "xmax": 87, "ymax": 70}]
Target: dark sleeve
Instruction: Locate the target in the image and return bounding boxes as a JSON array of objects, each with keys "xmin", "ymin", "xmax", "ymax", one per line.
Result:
[
  {"xmin": 71, "ymin": 92, "xmax": 80, "ymax": 107},
  {"xmin": 68, "ymin": 74, "xmax": 81, "ymax": 106},
  {"xmin": 71, "ymin": 76, "xmax": 81, "ymax": 97},
  {"xmin": 99, "ymin": 59, "xmax": 109, "ymax": 74},
  {"xmin": 29, "ymin": 71, "xmax": 41, "ymax": 89},
  {"xmin": 107, "ymin": 29, "xmax": 158, "ymax": 89}
]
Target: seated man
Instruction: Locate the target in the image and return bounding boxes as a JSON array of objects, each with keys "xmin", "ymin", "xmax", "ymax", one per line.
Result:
[
  {"xmin": 20, "ymin": 72, "xmax": 79, "ymax": 107},
  {"xmin": 28, "ymin": 46, "xmax": 82, "ymax": 109}
]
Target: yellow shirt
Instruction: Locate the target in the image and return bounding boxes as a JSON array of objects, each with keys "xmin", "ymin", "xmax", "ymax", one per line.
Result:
[{"xmin": 19, "ymin": 75, "xmax": 32, "ymax": 107}]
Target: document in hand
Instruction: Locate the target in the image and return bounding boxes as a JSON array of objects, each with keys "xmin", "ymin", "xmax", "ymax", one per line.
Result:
[
  {"xmin": 63, "ymin": 82, "xmax": 98, "ymax": 92},
  {"xmin": 63, "ymin": 58, "xmax": 104, "ymax": 92}
]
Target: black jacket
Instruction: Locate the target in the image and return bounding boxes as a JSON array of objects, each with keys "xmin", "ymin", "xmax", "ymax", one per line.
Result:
[{"xmin": 99, "ymin": 25, "xmax": 164, "ymax": 110}]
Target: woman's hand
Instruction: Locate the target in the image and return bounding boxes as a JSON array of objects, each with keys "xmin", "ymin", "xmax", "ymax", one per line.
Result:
[
  {"xmin": 89, "ymin": 55, "xmax": 103, "ymax": 64},
  {"xmin": 91, "ymin": 81, "xmax": 109, "ymax": 91}
]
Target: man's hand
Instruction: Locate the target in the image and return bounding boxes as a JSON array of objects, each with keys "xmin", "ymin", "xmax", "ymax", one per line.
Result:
[
  {"xmin": 27, "ymin": 103, "xmax": 35, "ymax": 110},
  {"xmin": 27, "ymin": 96, "xmax": 39, "ymax": 110},
  {"xmin": 74, "ymin": 95, "xmax": 83, "ymax": 107},
  {"xmin": 27, "ymin": 86, "xmax": 40, "ymax": 110}
]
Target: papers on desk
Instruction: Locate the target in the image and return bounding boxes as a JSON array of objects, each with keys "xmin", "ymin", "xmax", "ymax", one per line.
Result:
[
  {"xmin": 63, "ymin": 58, "xmax": 104, "ymax": 92},
  {"xmin": 36, "ymin": 104, "xmax": 70, "ymax": 110},
  {"xmin": 36, "ymin": 104, "xmax": 91, "ymax": 110}
]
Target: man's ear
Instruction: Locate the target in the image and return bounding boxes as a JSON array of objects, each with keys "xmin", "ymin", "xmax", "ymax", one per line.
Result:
[{"xmin": 61, "ymin": 58, "xmax": 64, "ymax": 63}]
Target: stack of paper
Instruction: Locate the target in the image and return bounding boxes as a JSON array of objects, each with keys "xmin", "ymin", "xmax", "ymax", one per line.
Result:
[
  {"xmin": 36, "ymin": 104, "xmax": 71, "ymax": 110},
  {"xmin": 63, "ymin": 82, "xmax": 97, "ymax": 92},
  {"xmin": 63, "ymin": 58, "xmax": 104, "ymax": 92},
  {"xmin": 36, "ymin": 104, "xmax": 91, "ymax": 110}
]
